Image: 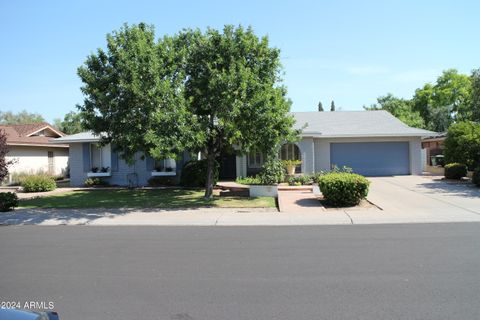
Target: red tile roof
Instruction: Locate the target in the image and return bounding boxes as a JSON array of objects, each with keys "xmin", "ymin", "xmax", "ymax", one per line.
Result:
[{"xmin": 0, "ymin": 123, "xmax": 68, "ymax": 148}]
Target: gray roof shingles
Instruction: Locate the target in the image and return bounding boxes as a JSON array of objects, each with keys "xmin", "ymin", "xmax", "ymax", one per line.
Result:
[
  {"xmin": 292, "ymin": 110, "xmax": 435, "ymax": 137},
  {"xmin": 53, "ymin": 110, "xmax": 435, "ymax": 143}
]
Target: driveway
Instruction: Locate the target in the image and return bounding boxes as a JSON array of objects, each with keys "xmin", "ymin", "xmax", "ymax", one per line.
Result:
[{"xmin": 359, "ymin": 175, "xmax": 480, "ymax": 224}]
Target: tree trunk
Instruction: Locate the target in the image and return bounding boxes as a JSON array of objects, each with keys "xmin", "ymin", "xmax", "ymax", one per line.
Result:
[{"xmin": 204, "ymin": 152, "xmax": 215, "ymax": 199}]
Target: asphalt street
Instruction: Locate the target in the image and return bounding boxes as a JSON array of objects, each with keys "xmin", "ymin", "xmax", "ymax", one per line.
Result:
[{"xmin": 1, "ymin": 223, "xmax": 480, "ymax": 320}]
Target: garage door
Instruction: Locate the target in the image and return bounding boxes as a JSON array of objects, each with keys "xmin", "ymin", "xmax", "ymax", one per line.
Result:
[{"xmin": 330, "ymin": 142, "xmax": 410, "ymax": 176}]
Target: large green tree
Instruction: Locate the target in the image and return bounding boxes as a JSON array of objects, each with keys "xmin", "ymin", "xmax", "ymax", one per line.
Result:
[
  {"xmin": 364, "ymin": 93, "xmax": 425, "ymax": 128},
  {"xmin": 181, "ymin": 25, "xmax": 296, "ymax": 197},
  {"xmin": 78, "ymin": 23, "xmax": 192, "ymax": 164},
  {"xmin": 412, "ymin": 69, "xmax": 471, "ymax": 131},
  {"xmin": 77, "ymin": 23, "xmax": 296, "ymax": 198},
  {"xmin": 53, "ymin": 111, "xmax": 85, "ymax": 135},
  {"xmin": 470, "ymin": 68, "xmax": 480, "ymax": 122},
  {"xmin": 0, "ymin": 110, "xmax": 45, "ymax": 124}
]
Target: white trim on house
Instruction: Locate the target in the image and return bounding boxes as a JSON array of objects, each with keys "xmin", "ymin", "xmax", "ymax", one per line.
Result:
[
  {"xmin": 151, "ymin": 171, "xmax": 176, "ymax": 176},
  {"xmin": 87, "ymin": 172, "xmax": 112, "ymax": 177},
  {"xmin": 28, "ymin": 125, "xmax": 65, "ymax": 138}
]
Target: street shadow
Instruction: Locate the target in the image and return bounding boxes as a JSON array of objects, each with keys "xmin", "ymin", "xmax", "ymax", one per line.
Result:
[{"xmin": 415, "ymin": 179, "xmax": 480, "ymax": 198}]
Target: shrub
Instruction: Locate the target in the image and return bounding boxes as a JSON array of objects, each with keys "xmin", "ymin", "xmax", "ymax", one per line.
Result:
[
  {"xmin": 444, "ymin": 163, "xmax": 467, "ymax": 180},
  {"xmin": 444, "ymin": 121, "xmax": 480, "ymax": 170},
  {"xmin": 317, "ymin": 173, "xmax": 370, "ymax": 207},
  {"xmin": 258, "ymin": 159, "xmax": 285, "ymax": 185},
  {"xmin": 22, "ymin": 175, "xmax": 56, "ymax": 192},
  {"xmin": 180, "ymin": 159, "xmax": 218, "ymax": 187},
  {"xmin": 0, "ymin": 192, "xmax": 19, "ymax": 212},
  {"xmin": 287, "ymin": 175, "xmax": 312, "ymax": 186},
  {"xmin": 84, "ymin": 178, "xmax": 109, "ymax": 187},
  {"xmin": 235, "ymin": 176, "xmax": 261, "ymax": 185},
  {"xmin": 472, "ymin": 168, "xmax": 480, "ymax": 187},
  {"xmin": 148, "ymin": 176, "xmax": 177, "ymax": 187}
]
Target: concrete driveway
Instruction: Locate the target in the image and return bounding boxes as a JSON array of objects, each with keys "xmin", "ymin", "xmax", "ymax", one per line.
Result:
[{"xmin": 360, "ymin": 175, "xmax": 480, "ymax": 224}]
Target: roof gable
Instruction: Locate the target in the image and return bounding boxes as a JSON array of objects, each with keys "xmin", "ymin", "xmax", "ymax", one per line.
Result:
[{"xmin": 0, "ymin": 122, "xmax": 67, "ymax": 147}]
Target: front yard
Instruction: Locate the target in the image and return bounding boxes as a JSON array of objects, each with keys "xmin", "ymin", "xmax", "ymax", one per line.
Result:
[{"xmin": 19, "ymin": 189, "xmax": 276, "ymax": 209}]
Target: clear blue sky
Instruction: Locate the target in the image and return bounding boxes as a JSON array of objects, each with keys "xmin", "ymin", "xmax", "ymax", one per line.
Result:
[{"xmin": 1, "ymin": 0, "xmax": 479, "ymax": 122}]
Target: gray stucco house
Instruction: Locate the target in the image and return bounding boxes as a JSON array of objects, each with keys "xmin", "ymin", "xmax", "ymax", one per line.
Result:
[{"xmin": 52, "ymin": 110, "xmax": 434, "ymax": 187}]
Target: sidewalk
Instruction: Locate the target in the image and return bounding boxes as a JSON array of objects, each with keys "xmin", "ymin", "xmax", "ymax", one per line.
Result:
[{"xmin": 2, "ymin": 205, "xmax": 480, "ymax": 226}]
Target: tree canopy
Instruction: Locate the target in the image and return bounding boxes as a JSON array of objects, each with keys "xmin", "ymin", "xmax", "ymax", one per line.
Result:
[
  {"xmin": 0, "ymin": 110, "xmax": 45, "ymax": 125},
  {"xmin": 370, "ymin": 68, "xmax": 477, "ymax": 132},
  {"xmin": 78, "ymin": 23, "xmax": 296, "ymax": 198},
  {"xmin": 364, "ymin": 94, "xmax": 425, "ymax": 128},
  {"xmin": 54, "ymin": 111, "xmax": 85, "ymax": 135}
]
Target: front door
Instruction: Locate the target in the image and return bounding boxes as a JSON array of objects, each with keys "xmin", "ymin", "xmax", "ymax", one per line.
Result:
[{"xmin": 218, "ymin": 152, "xmax": 237, "ymax": 180}]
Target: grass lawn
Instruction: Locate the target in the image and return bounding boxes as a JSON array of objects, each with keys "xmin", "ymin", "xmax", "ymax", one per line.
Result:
[{"xmin": 19, "ymin": 189, "xmax": 276, "ymax": 209}]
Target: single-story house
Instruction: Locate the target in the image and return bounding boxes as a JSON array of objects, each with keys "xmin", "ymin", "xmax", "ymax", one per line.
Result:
[
  {"xmin": 2, "ymin": 123, "xmax": 69, "ymax": 181},
  {"xmin": 52, "ymin": 110, "xmax": 435, "ymax": 187}
]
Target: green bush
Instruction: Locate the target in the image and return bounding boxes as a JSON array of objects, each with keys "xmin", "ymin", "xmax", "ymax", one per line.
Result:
[
  {"xmin": 287, "ymin": 175, "xmax": 312, "ymax": 186},
  {"xmin": 444, "ymin": 163, "xmax": 467, "ymax": 180},
  {"xmin": 258, "ymin": 159, "xmax": 285, "ymax": 185},
  {"xmin": 317, "ymin": 173, "xmax": 370, "ymax": 207},
  {"xmin": 0, "ymin": 192, "xmax": 19, "ymax": 212},
  {"xmin": 472, "ymin": 168, "xmax": 480, "ymax": 187},
  {"xmin": 148, "ymin": 176, "xmax": 177, "ymax": 187},
  {"xmin": 180, "ymin": 159, "xmax": 218, "ymax": 187},
  {"xmin": 235, "ymin": 176, "xmax": 261, "ymax": 185},
  {"xmin": 444, "ymin": 121, "xmax": 480, "ymax": 170},
  {"xmin": 84, "ymin": 178, "xmax": 109, "ymax": 187},
  {"xmin": 22, "ymin": 175, "xmax": 56, "ymax": 192}
]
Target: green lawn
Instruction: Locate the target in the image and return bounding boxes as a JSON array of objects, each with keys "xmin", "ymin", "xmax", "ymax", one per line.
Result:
[{"xmin": 19, "ymin": 189, "xmax": 276, "ymax": 209}]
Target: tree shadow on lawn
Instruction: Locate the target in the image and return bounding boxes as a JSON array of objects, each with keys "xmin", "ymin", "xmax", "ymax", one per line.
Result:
[
  {"xmin": 1, "ymin": 189, "xmax": 219, "ymax": 225},
  {"xmin": 415, "ymin": 178, "xmax": 480, "ymax": 198}
]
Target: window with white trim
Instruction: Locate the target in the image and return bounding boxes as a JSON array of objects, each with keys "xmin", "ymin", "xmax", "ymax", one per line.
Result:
[
  {"xmin": 154, "ymin": 158, "xmax": 176, "ymax": 173},
  {"xmin": 90, "ymin": 143, "xmax": 111, "ymax": 171},
  {"xmin": 279, "ymin": 143, "xmax": 300, "ymax": 161},
  {"xmin": 248, "ymin": 150, "xmax": 264, "ymax": 168}
]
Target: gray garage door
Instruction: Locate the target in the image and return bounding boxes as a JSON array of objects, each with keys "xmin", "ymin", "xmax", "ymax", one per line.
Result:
[{"xmin": 330, "ymin": 142, "xmax": 410, "ymax": 176}]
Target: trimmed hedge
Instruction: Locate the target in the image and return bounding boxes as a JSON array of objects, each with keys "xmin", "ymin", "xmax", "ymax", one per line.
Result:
[
  {"xmin": 258, "ymin": 159, "xmax": 285, "ymax": 185},
  {"xmin": 444, "ymin": 163, "xmax": 467, "ymax": 180},
  {"xmin": 180, "ymin": 159, "xmax": 218, "ymax": 187},
  {"xmin": 472, "ymin": 168, "xmax": 480, "ymax": 187},
  {"xmin": 21, "ymin": 175, "xmax": 56, "ymax": 193},
  {"xmin": 0, "ymin": 192, "xmax": 19, "ymax": 212},
  {"xmin": 317, "ymin": 172, "xmax": 370, "ymax": 207}
]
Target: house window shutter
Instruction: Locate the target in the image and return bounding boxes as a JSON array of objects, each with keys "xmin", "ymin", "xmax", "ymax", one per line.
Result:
[
  {"xmin": 82, "ymin": 143, "xmax": 91, "ymax": 172},
  {"xmin": 111, "ymin": 144, "xmax": 119, "ymax": 172},
  {"xmin": 146, "ymin": 155, "xmax": 155, "ymax": 171}
]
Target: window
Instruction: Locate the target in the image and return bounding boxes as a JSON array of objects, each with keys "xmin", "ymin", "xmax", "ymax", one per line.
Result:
[
  {"xmin": 279, "ymin": 143, "xmax": 300, "ymax": 161},
  {"xmin": 154, "ymin": 158, "xmax": 176, "ymax": 172},
  {"xmin": 89, "ymin": 143, "xmax": 111, "ymax": 172},
  {"xmin": 248, "ymin": 150, "xmax": 264, "ymax": 168}
]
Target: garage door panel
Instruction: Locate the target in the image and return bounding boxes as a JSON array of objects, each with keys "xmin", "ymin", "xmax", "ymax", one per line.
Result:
[{"xmin": 330, "ymin": 142, "xmax": 410, "ymax": 176}]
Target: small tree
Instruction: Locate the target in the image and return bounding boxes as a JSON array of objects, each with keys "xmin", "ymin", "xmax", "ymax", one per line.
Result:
[
  {"xmin": 0, "ymin": 130, "xmax": 16, "ymax": 182},
  {"xmin": 330, "ymin": 100, "xmax": 336, "ymax": 111},
  {"xmin": 318, "ymin": 101, "xmax": 323, "ymax": 112},
  {"xmin": 444, "ymin": 121, "xmax": 480, "ymax": 170}
]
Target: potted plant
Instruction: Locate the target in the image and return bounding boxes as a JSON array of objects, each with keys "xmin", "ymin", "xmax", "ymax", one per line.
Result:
[{"xmin": 282, "ymin": 160, "xmax": 302, "ymax": 175}]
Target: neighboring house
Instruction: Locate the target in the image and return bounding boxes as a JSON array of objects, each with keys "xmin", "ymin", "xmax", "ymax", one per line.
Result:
[
  {"xmin": 421, "ymin": 133, "xmax": 446, "ymax": 165},
  {"xmin": 1, "ymin": 123, "xmax": 69, "ymax": 180},
  {"xmin": 54, "ymin": 110, "xmax": 435, "ymax": 187}
]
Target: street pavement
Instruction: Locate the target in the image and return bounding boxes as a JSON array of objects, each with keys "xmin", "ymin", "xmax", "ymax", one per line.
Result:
[{"xmin": 1, "ymin": 223, "xmax": 480, "ymax": 320}]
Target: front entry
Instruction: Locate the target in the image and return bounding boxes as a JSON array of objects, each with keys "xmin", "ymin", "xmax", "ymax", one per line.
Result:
[{"xmin": 218, "ymin": 152, "xmax": 237, "ymax": 180}]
